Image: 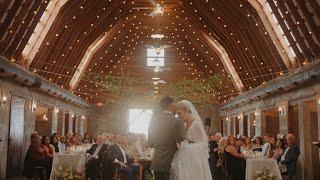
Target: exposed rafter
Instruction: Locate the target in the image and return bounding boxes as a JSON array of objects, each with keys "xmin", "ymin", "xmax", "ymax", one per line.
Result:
[
  {"xmin": 21, "ymin": 0, "xmax": 68, "ymax": 68},
  {"xmin": 69, "ymin": 29, "xmax": 113, "ymax": 91},
  {"xmin": 202, "ymin": 32, "xmax": 244, "ymax": 93},
  {"xmin": 248, "ymin": 0, "xmax": 296, "ymax": 70}
]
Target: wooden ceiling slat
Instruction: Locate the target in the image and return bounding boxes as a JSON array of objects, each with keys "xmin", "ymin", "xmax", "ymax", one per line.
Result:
[
  {"xmin": 293, "ymin": 0, "xmax": 320, "ymax": 43},
  {"xmin": 5, "ymin": 0, "xmax": 47, "ymax": 59},
  {"xmin": 0, "ymin": 0, "xmax": 24, "ymax": 51}
]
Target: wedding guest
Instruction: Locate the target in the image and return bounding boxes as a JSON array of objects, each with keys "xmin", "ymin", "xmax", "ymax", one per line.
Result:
[
  {"xmin": 236, "ymin": 138, "xmax": 244, "ymax": 152},
  {"xmin": 104, "ymin": 136, "xmax": 139, "ymax": 180},
  {"xmin": 41, "ymin": 136, "xmax": 55, "ymax": 159},
  {"xmin": 268, "ymin": 136, "xmax": 277, "ymax": 158},
  {"xmin": 209, "ymin": 132, "xmax": 223, "ymax": 179},
  {"xmin": 272, "ymin": 139, "xmax": 286, "ymax": 161},
  {"xmin": 58, "ymin": 135, "xmax": 67, "ymax": 152},
  {"xmin": 242, "ymin": 137, "xmax": 253, "ymax": 152},
  {"xmin": 252, "ymin": 136, "xmax": 263, "ymax": 152},
  {"xmin": 50, "ymin": 134, "xmax": 60, "ymax": 153},
  {"xmin": 262, "ymin": 134, "xmax": 271, "ymax": 156},
  {"xmin": 69, "ymin": 136, "xmax": 77, "ymax": 146},
  {"xmin": 82, "ymin": 132, "xmax": 93, "ymax": 144},
  {"xmin": 224, "ymin": 136, "xmax": 245, "ymax": 180},
  {"xmin": 25, "ymin": 133, "xmax": 52, "ymax": 179},
  {"xmin": 280, "ymin": 134, "xmax": 300, "ymax": 180},
  {"xmin": 85, "ymin": 135, "xmax": 109, "ymax": 180},
  {"xmin": 217, "ymin": 137, "xmax": 227, "ymax": 153}
]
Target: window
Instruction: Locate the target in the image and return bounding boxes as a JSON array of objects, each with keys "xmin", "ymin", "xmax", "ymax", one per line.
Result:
[
  {"xmin": 147, "ymin": 48, "xmax": 165, "ymax": 67},
  {"xmin": 128, "ymin": 109, "xmax": 153, "ymax": 138}
]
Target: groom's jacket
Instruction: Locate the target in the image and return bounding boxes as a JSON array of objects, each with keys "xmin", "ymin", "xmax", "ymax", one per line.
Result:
[{"xmin": 148, "ymin": 111, "xmax": 186, "ymax": 172}]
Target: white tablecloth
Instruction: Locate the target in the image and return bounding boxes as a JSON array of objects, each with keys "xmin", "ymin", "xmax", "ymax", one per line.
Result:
[
  {"xmin": 246, "ymin": 158, "xmax": 282, "ymax": 180},
  {"xmin": 49, "ymin": 154, "xmax": 86, "ymax": 180}
]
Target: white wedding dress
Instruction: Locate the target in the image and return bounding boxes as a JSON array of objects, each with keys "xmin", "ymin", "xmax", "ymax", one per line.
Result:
[{"xmin": 170, "ymin": 100, "xmax": 213, "ymax": 180}]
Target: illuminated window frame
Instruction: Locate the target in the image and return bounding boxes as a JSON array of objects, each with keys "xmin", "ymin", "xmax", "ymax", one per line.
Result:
[{"xmin": 147, "ymin": 48, "xmax": 165, "ymax": 67}]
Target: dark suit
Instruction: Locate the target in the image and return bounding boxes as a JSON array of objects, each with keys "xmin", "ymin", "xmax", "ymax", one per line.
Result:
[
  {"xmin": 281, "ymin": 144, "xmax": 300, "ymax": 177},
  {"xmin": 148, "ymin": 111, "xmax": 186, "ymax": 180},
  {"xmin": 209, "ymin": 140, "xmax": 221, "ymax": 178},
  {"xmin": 86, "ymin": 143, "xmax": 109, "ymax": 180},
  {"xmin": 104, "ymin": 144, "xmax": 139, "ymax": 180}
]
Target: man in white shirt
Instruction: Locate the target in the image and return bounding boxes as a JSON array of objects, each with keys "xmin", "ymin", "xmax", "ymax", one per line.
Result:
[{"xmin": 262, "ymin": 134, "xmax": 271, "ymax": 157}]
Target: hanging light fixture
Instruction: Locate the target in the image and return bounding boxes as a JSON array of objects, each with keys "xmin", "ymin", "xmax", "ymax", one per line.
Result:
[
  {"xmin": 154, "ymin": 4, "xmax": 164, "ymax": 16},
  {"xmin": 151, "ymin": 33, "xmax": 165, "ymax": 39}
]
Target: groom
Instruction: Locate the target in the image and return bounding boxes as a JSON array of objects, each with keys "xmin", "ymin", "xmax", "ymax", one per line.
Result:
[{"xmin": 148, "ymin": 96, "xmax": 186, "ymax": 180}]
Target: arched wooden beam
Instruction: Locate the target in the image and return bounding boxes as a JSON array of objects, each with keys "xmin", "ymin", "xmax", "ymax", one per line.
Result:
[
  {"xmin": 21, "ymin": 0, "xmax": 68, "ymax": 68},
  {"xmin": 248, "ymin": 0, "xmax": 296, "ymax": 70}
]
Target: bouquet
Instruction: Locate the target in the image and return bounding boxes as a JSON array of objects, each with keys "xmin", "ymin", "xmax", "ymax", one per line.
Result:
[
  {"xmin": 255, "ymin": 167, "xmax": 276, "ymax": 180},
  {"xmin": 54, "ymin": 166, "xmax": 82, "ymax": 180}
]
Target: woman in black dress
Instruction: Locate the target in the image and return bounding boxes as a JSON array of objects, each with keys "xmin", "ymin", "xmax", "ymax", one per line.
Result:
[{"xmin": 225, "ymin": 136, "xmax": 246, "ymax": 180}]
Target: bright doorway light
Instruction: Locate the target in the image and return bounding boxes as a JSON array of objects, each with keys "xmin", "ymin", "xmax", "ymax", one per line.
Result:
[{"xmin": 128, "ymin": 109, "xmax": 153, "ymax": 138}]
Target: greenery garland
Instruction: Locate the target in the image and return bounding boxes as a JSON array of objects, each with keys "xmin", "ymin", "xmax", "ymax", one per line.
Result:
[{"xmin": 87, "ymin": 71, "xmax": 232, "ymax": 105}]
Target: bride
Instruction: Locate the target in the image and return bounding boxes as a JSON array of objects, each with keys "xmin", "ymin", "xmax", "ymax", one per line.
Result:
[{"xmin": 170, "ymin": 100, "xmax": 212, "ymax": 180}]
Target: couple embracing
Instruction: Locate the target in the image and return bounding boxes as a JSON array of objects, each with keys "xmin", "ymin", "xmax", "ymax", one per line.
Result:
[{"xmin": 148, "ymin": 96, "xmax": 212, "ymax": 180}]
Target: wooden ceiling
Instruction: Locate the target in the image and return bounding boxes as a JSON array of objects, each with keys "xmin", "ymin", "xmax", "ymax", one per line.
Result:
[{"xmin": 1, "ymin": 0, "xmax": 320, "ymax": 104}]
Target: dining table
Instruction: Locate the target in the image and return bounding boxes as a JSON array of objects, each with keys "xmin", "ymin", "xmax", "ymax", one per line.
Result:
[
  {"xmin": 245, "ymin": 158, "xmax": 282, "ymax": 180},
  {"xmin": 49, "ymin": 153, "xmax": 87, "ymax": 180}
]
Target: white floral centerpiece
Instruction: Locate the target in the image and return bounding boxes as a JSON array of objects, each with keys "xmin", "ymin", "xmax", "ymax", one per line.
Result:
[
  {"xmin": 54, "ymin": 165, "xmax": 82, "ymax": 180},
  {"xmin": 255, "ymin": 167, "xmax": 276, "ymax": 180}
]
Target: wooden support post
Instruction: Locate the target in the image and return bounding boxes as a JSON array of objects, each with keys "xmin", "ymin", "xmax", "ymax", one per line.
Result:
[
  {"xmin": 278, "ymin": 102, "xmax": 289, "ymax": 135},
  {"xmin": 68, "ymin": 112, "xmax": 74, "ymax": 134},
  {"xmin": 298, "ymin": 101, "xmax": 313, "ymax": 180},
  {"xmin": 239, "ymin": 113, "xmax": 244, "ymax": 136},
  {"xmin": 255, "ymin": 110, "xmax": 266, "ymax": 136},
  {"xmin": 227, "ymin": 117, "xmax": 231, "ymax": 136}
]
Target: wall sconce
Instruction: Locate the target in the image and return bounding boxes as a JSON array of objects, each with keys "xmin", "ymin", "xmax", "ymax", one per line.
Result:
[
  {"xmin": 254, "ymin": 111, "xmax": 258, "ymax": 116},
  {"xmin": 71, "ymin": 114, "xmax": 75, "ymax": 118},
  {"xmin": 0, "ymin": 93, "xmax": 7, "ymax": 106},
  {"xmin": 318, "ymin": 99, "xmax": 320, "ymax": 105},
  {"xmin": 81, "ymin": 115, "xmax": 85, "ymax": 120},
  {"xmin": 43, "ymin": 114, "xmax": 48, "ymax": 121},
  {"xmin": 32, "ymin": 100, "xmax": 37, "ymax": 112},
  {"xmin": 225, "ymin": 117, "xmax": 229, "ymax": 122},
  {"xmin": 54, "ymin": 107, "xmax": 59, "ymax": 114},
  {"xmin": 278, "ymin": 107, "xmax": 284, "ymax": 115},
  {"xmin": 237, "ymin": 114, "xmax": 241, "ymax": 119}
]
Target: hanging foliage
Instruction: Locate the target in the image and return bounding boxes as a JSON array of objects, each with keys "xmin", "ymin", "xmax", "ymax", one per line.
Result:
[
  {"xmin": 168, "ymin": 74, "xmax": 232, "ymax": 105},
  {"xmin": 87, "ymin": 71, "xmax": 232, "ymax": 105},
  {"xmin": 86, "ymin": 71, "xmax": 152, "ymax": 104}
]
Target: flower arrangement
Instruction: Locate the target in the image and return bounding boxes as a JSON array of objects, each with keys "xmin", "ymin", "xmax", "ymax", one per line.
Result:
[
  {"xmin": 54, "ymin": 166, "xmax": 82, "ymax": 180},
  {"xmin": 255, "ymin": 167, "xmax": 276, "ymax": 180}
]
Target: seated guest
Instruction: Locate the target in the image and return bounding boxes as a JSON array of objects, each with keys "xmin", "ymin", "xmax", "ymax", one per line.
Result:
[
  {"xmin": 225, "ymin": 136, "xmax": 245, "ymax": 180},
  {"xmin": 252, "ymin": 136, "xmax": 263, "ymax": 152},
  {"xmin": 82, "ymin": 132, "xmax": 93, "ymax": 144},
  {"xmin": 105, "ymin": 137, "xmax": 139, "ymax": 180},
  {"xmin": 242, "ymin": 137, "xmax": 253, "ymax": 152},
  {"xmin": 262, "ymin": 135, "xmax": 271, "ymax": 156},
  {"xmin": 58, "ymin": 135, "xmax": 67, "ymax": 152},
  {"xmin": 25, "ymin": 133, "xmax": 52, "ymax": 179},
  {"xmin": 280, "ymin": 134, "xmax": 300, "ymax": 180},
  {"xmin": 50, "ymin": 134, "xmax": 60, "ymax": 153},
  {"xmin": 85, "ymin": 135, "xmax": 109, "ymax": 180},
  {"xmin": 236, "ymin": 138, "xmax": 244, "ymax": 152},
  {"xmin": 272, "ymin": 139, "xmax": 286, "ymax": 161},
  {"xmin": 41, "ymin": 136, "xmax": 55, "ymax": 159},
  {"xmin": 268, "ymin": 136, "xmax": 277, "ymax": 158}
]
